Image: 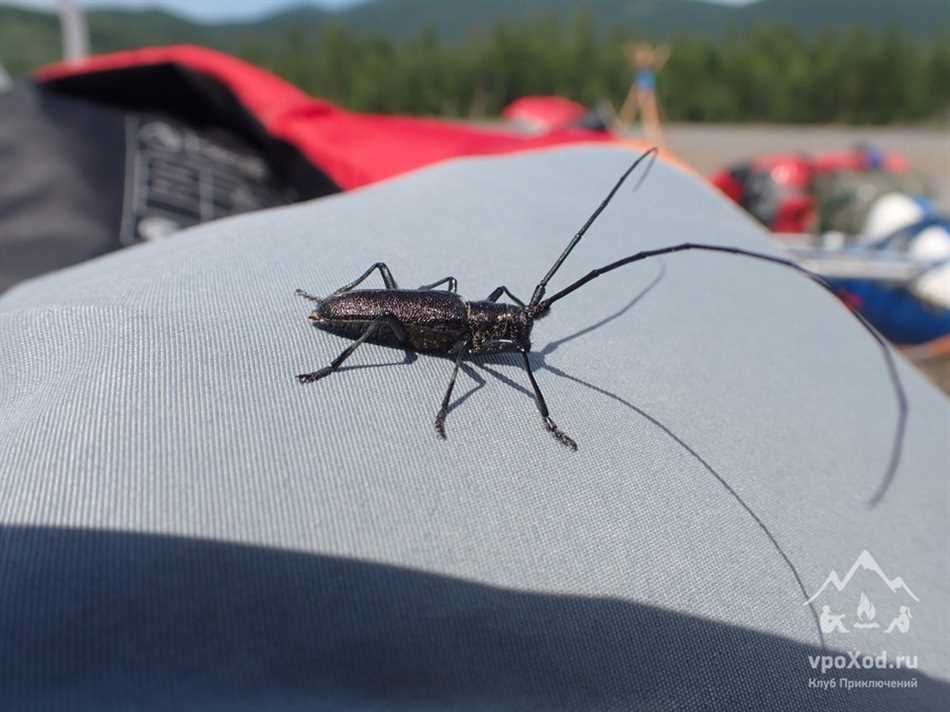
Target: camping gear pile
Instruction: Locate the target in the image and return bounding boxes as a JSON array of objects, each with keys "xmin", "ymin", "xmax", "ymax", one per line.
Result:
[{"xmin": 711, "ymin": 148, "xmax": 950, "ymax": 352}]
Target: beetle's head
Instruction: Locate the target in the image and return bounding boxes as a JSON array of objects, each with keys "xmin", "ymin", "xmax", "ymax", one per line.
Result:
[
  {"xmin": 525, "ymin": 302, "xmax": 551, "ymax": 321},
  {"xmin": 468, "ymin": 302, "xmax": 535, "ymax": 353}
]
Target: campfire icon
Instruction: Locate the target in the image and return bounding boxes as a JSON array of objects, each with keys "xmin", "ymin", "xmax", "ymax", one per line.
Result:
[{"xmin": 853, "ymin": 592, "xmax": 880, "ymax": 629}]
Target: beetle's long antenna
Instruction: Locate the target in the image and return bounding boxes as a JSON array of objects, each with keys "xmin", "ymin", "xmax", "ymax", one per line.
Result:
[
  {"xmin": 528, "ymin": 147, "xmax": 659, "ymax": 308},
  {"xmin": 537, "ymin": 242, "xmax": 907, "ymax": 506}
]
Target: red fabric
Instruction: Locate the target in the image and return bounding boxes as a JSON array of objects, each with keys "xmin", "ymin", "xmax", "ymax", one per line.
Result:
[
  {"xmin": 750, "ymin": 154, "xmax": 813, "ymax": 190},
  {"xmin": 37, "ymin": 46, "xmax": 615, "ymax": 191},
  {"xmin": 709, "ymin": 171, "xmax": 744, "ymax": 204},
  {"xmin": 772, "ymin": 195, "xmax": 815, "ymax": 234},
  {"xmin": 501, "ymin": 96, "xmax": 589, "ymax": 133},
  {"xmin": 709, "ymin": 156, "xmax": 816, "ymax": 233}
]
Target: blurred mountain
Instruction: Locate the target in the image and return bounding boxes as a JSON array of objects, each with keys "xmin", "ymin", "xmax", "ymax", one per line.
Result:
[
  {"xmin": 1, "ymin": 0, "xmax": 948, "ymax": 76},
  {"xmin": 741, "ymin": 0, "xmax": 950, "ymax": 38},
  {"xmin": 315, "ymin": 0, "xmax": 950, "ymax": 42},
  {"xmin": 337, "ymin": 0, "xmax": 728, "ymax": 41}
]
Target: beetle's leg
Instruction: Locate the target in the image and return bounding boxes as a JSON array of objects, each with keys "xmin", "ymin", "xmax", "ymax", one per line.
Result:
[
  {"xmin": 486, "ymin": 286, "xmax": 525, "ymax": 306},
  {"xmin": 334, "ymin": 262, "xmax": 398, "ymax": 293},
  {"xmin": 435, "ymin": 339, "xmax": 470, "ymax": 439},
  {"xmin": 418, "ymin": 276, "xmax": 458, "ymax": 293},
  {"xmin": 520, "ymin": 350, "xmax": 577, "ymax": 451},
  {"xmin": 297, "ymin": 315, "xmax": 407, "ymax": 383}
]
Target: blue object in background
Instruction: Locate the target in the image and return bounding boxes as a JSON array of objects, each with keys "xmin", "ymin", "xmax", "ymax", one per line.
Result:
[{"xmin": 832, "ymin": 276, "xmax": 950, "ymax": 345}]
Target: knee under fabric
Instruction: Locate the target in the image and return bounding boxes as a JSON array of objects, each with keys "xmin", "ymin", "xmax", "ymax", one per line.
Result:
[{"xmin": 0, "ymin": 145, "xmax": 947, "ymax": 709}]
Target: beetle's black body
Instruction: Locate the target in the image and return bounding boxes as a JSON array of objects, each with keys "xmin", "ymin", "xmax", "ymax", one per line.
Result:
[
  {"xmin": 294, "ymin": 258, "xmax": 566, "ymax": 444},
  {"xmin": 310, "ymin": 289, "xmax": 532, "ymax": 355},
  {"xmin": 296, "ymin": 147, "xmax": 905, "ymax": 503}
]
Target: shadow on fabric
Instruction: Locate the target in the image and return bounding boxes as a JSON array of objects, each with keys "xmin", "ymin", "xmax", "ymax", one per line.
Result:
[{"xmin": 0, "ymin": 526, "xmax": 942, "ymax": 710}]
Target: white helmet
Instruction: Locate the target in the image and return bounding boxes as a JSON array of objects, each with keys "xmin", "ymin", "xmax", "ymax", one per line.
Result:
[{"xmin": 862, "ymin": 193, "xmax": 925, "ymax": 243}]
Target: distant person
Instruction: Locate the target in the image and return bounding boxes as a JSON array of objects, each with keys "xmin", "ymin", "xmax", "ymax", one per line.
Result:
[{"xmin": 617, "ymin": 41, "xmax": 670, "ymax": 148}]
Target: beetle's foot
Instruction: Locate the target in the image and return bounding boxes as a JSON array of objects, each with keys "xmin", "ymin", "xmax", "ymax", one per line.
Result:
[
  {"xmin": 544, "ymin": 417, "xmax": 577, "ymax": 451},
  {"xmin": 297, "ymin": 367, "xmax": 332, "ymax": 384},
  {"xmin": 435, "ymin": 410, "xmax": 448, "ymax": 440}
]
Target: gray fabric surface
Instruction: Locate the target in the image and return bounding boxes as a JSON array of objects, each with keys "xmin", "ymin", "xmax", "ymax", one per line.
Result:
[{"xmin": 0, "ymin": 145, "xmax": 947, "ymax": 710}]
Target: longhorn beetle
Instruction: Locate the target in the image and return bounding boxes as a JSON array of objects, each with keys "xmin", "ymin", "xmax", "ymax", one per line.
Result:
[{"xmin": 295, "ymin": 148, "xmax": 905, "ymax": 500}]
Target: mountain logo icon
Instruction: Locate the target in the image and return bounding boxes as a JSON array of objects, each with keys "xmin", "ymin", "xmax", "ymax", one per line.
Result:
[{"xmin": 804, "ymin": 550, "xmax": 919, "ymax": 605}]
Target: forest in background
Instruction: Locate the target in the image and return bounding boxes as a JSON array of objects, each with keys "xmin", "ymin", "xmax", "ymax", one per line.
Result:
[
  {"xmin": 240, "ymin": 18, "xmax": 950, "ymax": 124},
  {"xmin": 1, "ymin": 3, "xmax": 948, "ymax": 125}
]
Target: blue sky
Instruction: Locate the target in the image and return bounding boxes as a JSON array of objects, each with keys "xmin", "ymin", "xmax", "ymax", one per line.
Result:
[{"xmin": 10, "ymin": 0, "xmax": 752, "ymax": 22}]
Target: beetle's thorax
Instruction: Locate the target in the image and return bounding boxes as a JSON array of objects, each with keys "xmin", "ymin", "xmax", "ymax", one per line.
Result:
[{"xmin": 465, "ymin": 301, "xmax": 533, "ymax": 353}]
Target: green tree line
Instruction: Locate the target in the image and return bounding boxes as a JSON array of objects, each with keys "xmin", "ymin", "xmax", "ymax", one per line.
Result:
[{"xmin": 240, "ymin": 17, "xmax": 950, "ymax": 124}]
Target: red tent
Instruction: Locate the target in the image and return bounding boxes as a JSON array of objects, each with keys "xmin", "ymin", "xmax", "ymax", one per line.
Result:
[{"xmin": 501, "ymin": 96, "xmax": 590, "ymax": 134}]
